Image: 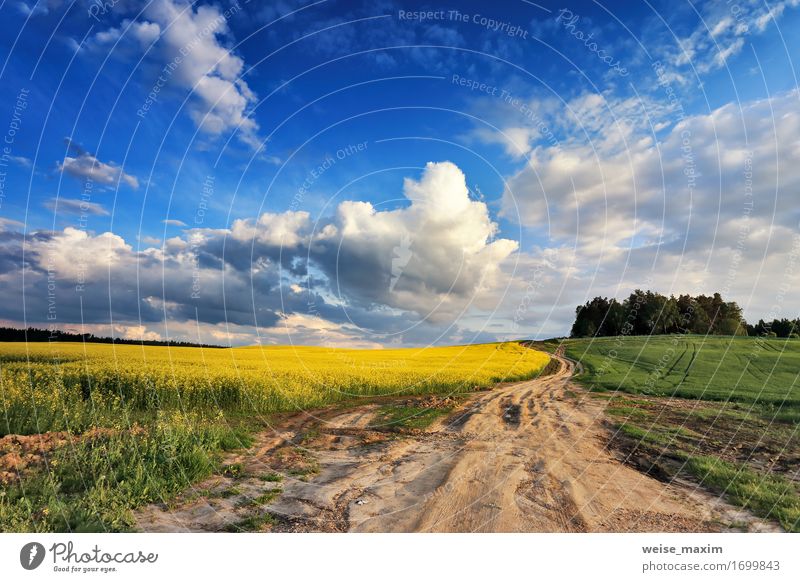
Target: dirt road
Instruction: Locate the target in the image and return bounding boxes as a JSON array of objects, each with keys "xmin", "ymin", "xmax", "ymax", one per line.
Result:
[{"xmin": 136, "ymin": 354, "xmax": 780, "ymax": 532}]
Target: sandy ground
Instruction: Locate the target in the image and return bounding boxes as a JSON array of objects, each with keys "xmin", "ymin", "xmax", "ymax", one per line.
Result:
[{"xmin": 135, "ymin": 354, "xmax": 782, "ymax": 532}]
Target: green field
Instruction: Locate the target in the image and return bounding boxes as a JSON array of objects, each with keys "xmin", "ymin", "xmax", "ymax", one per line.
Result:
[
  {"xmin": 565, "ymin": 334, "xmax": 800, "ymax": 409},
  {"xmin": 562, "ymin": 335, "xmax": 800, "ymax": 531}
]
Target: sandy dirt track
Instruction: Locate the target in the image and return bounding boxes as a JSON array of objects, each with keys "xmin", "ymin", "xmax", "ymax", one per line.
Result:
[{"xmin": 136, "ymin": 354, "xmax": 781, "ymax": 532}]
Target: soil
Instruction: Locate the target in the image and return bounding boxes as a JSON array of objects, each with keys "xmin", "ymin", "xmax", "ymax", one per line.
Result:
[
  {"xmin": 0, "ymin": 427, "xmax": 131, "ymax": 485},
  {"xmin": 134, "ymin": 354, "xmax": 782, "ymax": 533},
  {"xmin": 602, "ymin": 394, "xmax": 800, "ymax": 482}
]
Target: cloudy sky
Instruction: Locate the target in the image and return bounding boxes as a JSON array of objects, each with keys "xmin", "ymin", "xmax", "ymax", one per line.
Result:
[{"xmin": 0, "ymin": 0, "xmax": 798, "ymax": 346}]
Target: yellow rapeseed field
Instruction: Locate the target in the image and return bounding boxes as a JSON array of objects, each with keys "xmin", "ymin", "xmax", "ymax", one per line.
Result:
[
  {"xmin": 0, "ymin": 341, "xmax": 550, "ymax": 435},
  {"xmin": 0, "ymin": 341, "xmax": 549, "ymax": 531}
]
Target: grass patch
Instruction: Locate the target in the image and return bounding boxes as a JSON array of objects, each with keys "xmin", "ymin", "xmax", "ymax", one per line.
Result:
[
  {"xmin": 259, "ymin": 472, "xmax": 283, "ymax": 483},
  {"xmin": 253, "ymin": 489, "xmax": 281, "ymax": 505},
  {"xmin": 0, "ymin": 414, "xmax": 245, "ymax": 532},
  {"xmin": 225, "ymin": 512, "xmax": 276, "ymax": 532},
  {"xmin": 287, "ymin": 465, "xmax": 319, "ymax": 481},
  {"xmin": 615, "ymin": 422, "xmax": 678, "ymax": 446},
  {"xmin": 606, "ymin": 406, "xmax": 650, "ymax": 420},
  {"xmin": 685, "ymin": 456, "xmax": 800, "ymax": 532},
  {"xmin": 376, "ymin": 405, "xmax": 454, "ymax": 431},
  {"xmin": 216, "ymin": 486, "xmax": 242, "ymax": 499},
  {"xmin": 235, "ymin": 489, "xmax": 281, "ymax": 509}
]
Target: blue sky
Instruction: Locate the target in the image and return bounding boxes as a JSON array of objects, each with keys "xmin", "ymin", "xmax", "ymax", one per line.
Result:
[{"xmin": 0, "ymin": 0, "xmax": 798, "ymax": 346}]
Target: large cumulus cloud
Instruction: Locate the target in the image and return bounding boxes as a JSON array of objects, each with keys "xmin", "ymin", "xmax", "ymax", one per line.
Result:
[{"xmin": 307, "ymin": 161, "xmax": 518, "ymax": 319}]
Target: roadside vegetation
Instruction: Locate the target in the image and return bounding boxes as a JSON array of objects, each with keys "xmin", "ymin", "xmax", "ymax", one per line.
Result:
[
  {"xmin": 563, "ymin": 335, "xmax": 800, "ymax": 532},
  {"xmin": 0, "ymin": 341, "xmax": 549, "ymax": 531}
]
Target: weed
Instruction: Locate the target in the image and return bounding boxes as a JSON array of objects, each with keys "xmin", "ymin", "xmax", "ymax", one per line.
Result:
[
  {"xmin": 259, "ymin": 472, "xmax": 283, "ymax": 483},
  {"xmin": 225, "ymin": 512, "xmax": 276, "ymax": 532}
]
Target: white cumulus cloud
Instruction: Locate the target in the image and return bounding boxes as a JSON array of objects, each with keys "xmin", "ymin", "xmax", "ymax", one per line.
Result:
[{"xmin": 308, "ymin": 161, "xmax": 519, "ymax": 320}]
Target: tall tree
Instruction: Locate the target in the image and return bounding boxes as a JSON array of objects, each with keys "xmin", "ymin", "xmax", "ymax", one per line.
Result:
[{"xmin": 570, "ymin": 291, "xmax": 749, "ymax": 338}]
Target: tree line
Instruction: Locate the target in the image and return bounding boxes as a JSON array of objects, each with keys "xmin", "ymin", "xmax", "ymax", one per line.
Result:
[
  {"xmin": 0, "ymin": 326, "xmax": 223, "ymax": 348},
  {"xmin": 570, "ymin": 290, "xmax": 756, "ymax": 338},
  {"xmin": 745, "ymin": 319, "xmax": 800, "ymax": 338}
]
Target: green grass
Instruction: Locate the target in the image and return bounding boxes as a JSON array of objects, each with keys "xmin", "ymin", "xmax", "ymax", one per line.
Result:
[
  {"xmin": 216, "ymin": 486, "xmax": 243, "ymax": 499},
  {"xmin": 685, "ymin": 456, "xmax": 800, "ymax": 532},
  {"xmin": 0, "ymin": 414, "xmax": 251, "ymax": 532},
  {"xmin": 234, "ymin": 489, "xmax": 281, "ymax": 509},
  {"xmin": 565, "ymin": 335, "xmax": 800, "ymax": 407},
  {"xmin": 375, "ymin": 404, "xmax": 455, "ymax": 431},
  {"xmin": 565, "ymin": 335, "xmax": 800, "ymax": 531},
  {"xmin": 606, "ymin": 405, "xmax": 649, "ymax": 420},
  {"xmin": 259, "ymin": 472, "xmax": 283, "ymax": 483},
  {"xmin": 255, "ymin": 489, "xmax": 281, "ymax": 504},
  {"xmin": 286, "ymin": 466, "xmax": 319, "ymax": 481},
  {"xmin": 225, "ymin": 511, "xmax": 276, "ymax": 532}
]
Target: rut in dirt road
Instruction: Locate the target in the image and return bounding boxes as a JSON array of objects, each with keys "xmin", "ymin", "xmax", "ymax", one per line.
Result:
[{"xmin": 136, "ymin": 354, "xmax": 781, "ymax": 533}]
